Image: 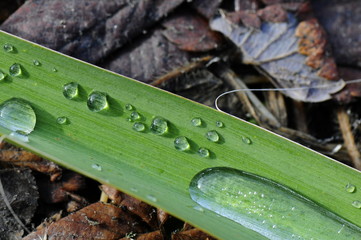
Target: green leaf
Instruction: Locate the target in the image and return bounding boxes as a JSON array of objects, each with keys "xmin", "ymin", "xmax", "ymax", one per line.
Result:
[{"xmin": 0, "ymin": 31, "xmax": 360, "ymax": 239}]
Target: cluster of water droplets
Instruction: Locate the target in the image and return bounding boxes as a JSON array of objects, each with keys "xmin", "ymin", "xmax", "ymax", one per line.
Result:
[{"xmin": 345, "ymin": 183, "xmax": 361, "ymax": 209}]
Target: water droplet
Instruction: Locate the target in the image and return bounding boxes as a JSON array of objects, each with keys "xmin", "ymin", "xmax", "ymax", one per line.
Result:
[
  {"xmin": 0, "ymin": 98, "xmax": 36, "ymax": 135},
  {"xmin": 9, "ymin": 63, "xmax": 23, "ymax": 77},
  {"xmin": 91, "ymin": 164, "xmax": 102, "ymax": 171},
  {"xmin": 151, "ymin": 117, "xmax": 168, "ymax": 135},
  {"xmin": 191, "ymin": 117, "xmax": 202, "ymax": 127},
  {"xmin": 52, "ymin": 67, "xmax": 58, "ymax": 72},
  {"xmin": 33, "ymin": 59, "xmax": 41, "ymax": 66},
  {"xmin": 63, "ymin": 82, "xmax": 79, "ymax": 100},
  {"xmin": 130, "ymin": 111, "xmax": 140, "ymax": 120},
  {"xmin": 189, "ymin": 167, "xmax": 361, "ymax": 239},
  {"xmin": 146, "ymin": 194, "xmax": 157, "ymax": 202},
  {"xmin": 216, "ymin": 121, "xmax": 224, "ymax": 128},
  {"xmin": 242, "ymin": 136, "xmax": 252, "ymax": 145},
  {"xmin": 0, "ymin": 71, "xmax": 6, "ymax": 81},
  {"xmin": 193, "ymin": 205, "xmax": 204, "ymax": 212},
  {"xmin": 56, "ymin": 116, "xmax": 68, "ymax": 125},
  {"xmin": 345, "ymin": 183, "xmax": 356, "ymax": 193},
  {"xmin": 197, "ymin": 147, "xmax": 210, "ymax": 158},
  {"xmin": 3, "ymin": 43, "xmax": 14, "ymax": 53},
  {"xmin": 133, "ymin": 122, "xmax": 145, "ymax": 132},
  {"xmin": 206, "ymin": 130, "xmax": 219, "ymax": 142},
  {"xmin": 174, "ymin": 136, "xmax": 190, "ymax": 151},
  {"xmin": 87, "ymin": 91, "xmax": 109, "ymax": 112},
  {"xmin": 125, "ymin": 104, "xmax": 134, "ymax": 111},
  {"xmin": 352, "ymin": 200, "xmax": 361, "ymax": 209}
]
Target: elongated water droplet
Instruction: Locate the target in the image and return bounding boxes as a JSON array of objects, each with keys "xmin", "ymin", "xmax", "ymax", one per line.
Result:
[
  {"xmin": 345, "ymin": 183, "xmax": 356, "ymax": 193},
  {"xmin": 87, "ymin": 91, "xmax": 108, "ymax": 112},
  {"xmin": 0, "ymin": 98, "xmax": 36, "ymax": 136},
  {"xmin": 191, "ymin": 117, "xmax": 202, "ymax": 127},
  {"xmin": 91, "ymin": 164, "xmax": 102, "ymax": 171},
  {"xmin": 63, "ymin": 82, "xmax": 79, "ymax": 99},
  {"xmin": 189, "ymin": 167, "xmax": 361, "ymax": 239},
  {"xmin": 0, "ymin": 71, "xmax": 6, "ymax": 81},
  {"xmin": 197, "ymin": 147, "xmax": 210, "ymax": 158},
  {"xmin": 216, "ymin": 121, "xmax": 224, "ymax": 128},
  {"xmin": 352, "ymin": 200, "xmax": 361, "ymax": 209},
  {"xmin": 146, "ymin": 194, "xmax": 157, "ymax": 202},
  {"xmin": 174, "ymin": 136, "xmax": 190, "ymax": 151},
  {"xmin": 133, "ymin": 122, "xmax": 145, "ymax": 132},
  {"xmin": 151, "ymin": 117, "xmax": 168, "ymax": 135},
  {"xmin": 56, "ymin": 116, "xmax": 69, "ymax": 125},
  {"xmin": 130, "ymin": 111, "xmax": 140, "ymax": 120},
  {"xmin": 3, "ymin": 43, "xmax": 14, "ymax": 53},
  {"xmin": 125, "ymin": 104, "xmax": 134, "ymax": 111},
  {"xmin": 242, "ymin": 136, "xmax": 252, "ymax": 145},
  {"xmin": 33, "ymin": 59, "xmax": 41, "ymax": 66},
  {"xmin": 206, "ymin": 130, "xmax": 219, "ymax": 142},
  {"xmin": 9, "ymin": 63, "xmax": 23, "ymax": 77}
]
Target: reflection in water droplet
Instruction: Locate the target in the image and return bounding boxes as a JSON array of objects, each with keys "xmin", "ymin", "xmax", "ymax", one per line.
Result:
[
  {"xmin": 91, "ymin": 164, "xmax": 102, "ymax": 171},
  {"xmin": 216, "ymin": 121, "xmax": 224, "ymax": 128},
  {"xmin": 197, "ymin": 147, "xmax": 210, "ymax": 158},
  {"xmin": 63, "ymin": 82, "xmax": 79, "ymax": 99},
  {"xmin": 151, "ymin": 117, "xmax": 168, "ymax": 135},
  {"xmin": 0, "ymin": 71, "xmax": 6, "ymax": 81},
  {"xmin": 9, "ymin": 63, "xmax": 23, "ymax": 77},
  {"xmin": 125, "ymin": 104, "xmax": 133, "ymax": 111},
  {"xmin": 345, "ymin": 183, "xmax": 356, "ymax": 193},
  {"xmin": 56, "ymin": 116, "xmax": 69, "ymax": 125},
  {"xmin": 87, "ymin": 91, "xmax": 109, "ymax": 112},
  {"xmin": 146, "ymin": 194, "xmax": 157, "ymax": 202},
  {"xmin": 0, "ymin": 98, "xmax": 36, "ymax": 135},
  {"xmin": 3, "ymin": 43, "xmax": 14, "ymax": 53},
  {"xmin": 206, "ymin": 130, "xmax": 219, "ymax": 142},
  {"xmin": 33, "ymin": 60, "xmax": 41, "ymax": 66},
  {"xmin": 189, "ymin": 167, "xmax": 361, "ymax": 239},
  {"xmin": 242, "ymin": 136, "xmax": 252, "ymax": 145},
  {"xmin": 133, "ymin": 122, "xmax": 145, "ymax": 132},
  {"xmin": 130, "ymin": 111, "xmax": 140, "ymax": 120},
  {"xmin": 352, "ymin": 200, "xmax": 361, "ymax": 209},
  {"xmin": 191, "ymin": 117, "xmax": 202, "ymax": 127},
  {"xmin": 174, "ymin": 136, "xmax": 190, "ymax": 151}
]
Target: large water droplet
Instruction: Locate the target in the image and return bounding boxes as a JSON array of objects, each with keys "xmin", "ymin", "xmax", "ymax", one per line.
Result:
[
  {"xmin": 0, "ymin": 98, "xmax": 36, "ymax": 135},
  {"xmin": 345, "ymin": 183, "xmax": 356, "ymax": 193},
  {"xmin": 9, "ymin": 63, "xmax": 23, "ymax": 77},
  {"xmin": 206, "ymin": 130, "xmax": 219, "ymax": 142},
  {"xmin": 216, "ymin": 121, "xmax": 224, "ymax": 128},
  {"xmin": 191, "ymin": 117, "xmax": 202, "ymax": 127},
  {"xmin": 352, "ymin": 200, "xmax": 361, "ymax": 209},
  {"xmin": 151, "ymin": 117, "xmax": 168, "ymax": 135},
  {"xmin": 130, "ymin": 111, "xmax": 140, "ymax": 121},
  {"xmin": 174, "ymin": 136, "xmax": 190, "ymax": 151},
  {"xmin": 132, "ymin": 122, "xmax": 145, "ymax": 132},
  {"xmin": 3, "ymin": 43, "xmax": 15, "ymax": 53},
  {"xmin": 87, "ymin": 91, "xmax": 109, "ymax": 112},
  {"xmin": 56, "ymin": 116, "xmax": 69, "ymax": 125},
  {"xmin": 63, "ymin": 82, "xmax": 79, "ymax": 100},
  {"xmin": 189, "ymin": 167, "xmax": 361, "ymax": 239},
  {"xmin": 197, "ymin": 147, "xmax": 210, "ymax": 158}
]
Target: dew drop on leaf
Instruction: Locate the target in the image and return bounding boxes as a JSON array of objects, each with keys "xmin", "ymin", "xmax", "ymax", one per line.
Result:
[
  {"xmin": 63, "ymin": 82, "xmax": 79, "ymax": 100},
  {"xmin": 132, "ymin": 122, "xmax": 145, "ymax": 132},
  {"xmin": 206, "ymin": 130, "xmax": 219, "ymax": 142},
  {"xmin": 345, "ymin": 183, "xmax": 356, "ymax": 193},
  {"xmin": 174, "ymin": 136, "xmax": 190, "ymax": 151},
  {"xmin": 9, "ymin": 63, "xmax": 23, "ymax": 77},
  {"xmin": 3, "ymin": 43, "xmax": 14, "ymax": 53},
  {"xmin": 151, "ymin": 117, "xmax": 168, "ymax": 135},
  {"xmin": 56, "ymin": 116, "xmax": 69, "ymax": 125},
  {"xmin": 87, "ymin": 91, "xmax": 108, "ymax": 112},
  {"xmin": 197, "ymin": 147, "xmax": 210, "ymax": 158},
  {"xmin": 191, "ymin": 117, "xmax": 202, "ymax": 127}
]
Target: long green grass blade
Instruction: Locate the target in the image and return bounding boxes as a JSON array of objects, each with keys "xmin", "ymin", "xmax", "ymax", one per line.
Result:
[{"xmin": 0, "ymin": 31, "xmax": 360, "ymax": 239}]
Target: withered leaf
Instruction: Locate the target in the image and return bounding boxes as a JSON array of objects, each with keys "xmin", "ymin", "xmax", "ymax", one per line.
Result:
[
  {"xmin": 210, "ymin": 11, "xmax": 345, "ymax": 102},
  {"xmin": 172, "ymin": 228, "xmax": 217, "ymax": 240}
]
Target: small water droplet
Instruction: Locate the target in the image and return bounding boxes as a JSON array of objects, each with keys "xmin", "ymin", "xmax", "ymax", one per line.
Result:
[
  {"xmin": 56, "ymin": 116, "xmax": 69, "ymax": 125},
  {"xmin": 87, "ymin": 91, "xmax": 109, "ymax": 112},
  {"xmin": 130, "ymin": 111, "xmax": 140, "ymax": 120},
  {"xmin": 91, "ymin": 164, "xmax": 102, "ymax": 171},
  {"xmin": 191, "ymin": 117, "xmax": 202, "ymax": 127},
  {"xmin": 52, "ymin": 67, "xmax": 58, "ymax": 72},
  {"xmin": 174, "ymin": 136, "xmax": 190, "ymax": 151},
  {"xmin": 197, "ymin": 147, "xmax": 210, "ymax": 157},
  {"xmin": 0, "ymin": 71, "xmax": 6, "ymax": 81},
  {"xmin": 133, "ymin": 122, "xmax": 145, "ymax": 132},
  {"xmin": 345, "ymin": 183, "xmax": 356, "ymax": 193},
  {"xmin": 193, "ymin": 205, "xmax": 204, "ymax": 212},
  {"xmin": 63, "ymin": 82, "xmax": 79, "ymax": 99},
  {"xmin": 146, "ymin": 194, "xmax": 157, "ymax": 202},
  {"xmin": 151, "ymin": 117, "xmax": 168, "ymax": 135},
  {"xmin": 242, "ymin": 136, "xmax": 252, "ymax": 145},
  {"xmin": 9, "ymin": 63, "xmax": 23, "ymax": 77},
  {"xmin": 272, "ymin": 225, "xmax": 277, "ymax": 229},
  {"xmin": 130, "ymin": 187, "xmax": 138, "ymax": 192},
  {"xmin": 3, "ymin": 43, "xmax": 15, "ymax": 53},
  {"xmin": 352, "ymin": 200, "xmax": 361, "ymax": 209},
  {"xmin": 216, "ymin": 121, "xmax": 224, "ymax": 128},
  {"xmin": 33, "ymin": 59, "xmax": 41, "ymax": 66},
  {"xmin": 206, "ymin": 130, "xmax": 219, "ymax": 142},
  {"xmin": 0, "ymin": 98, "xmax": 36, "ymax": 135},
  {"xmin": 125, "ymin": 104, "xmax": 134, "ymax": 111}
]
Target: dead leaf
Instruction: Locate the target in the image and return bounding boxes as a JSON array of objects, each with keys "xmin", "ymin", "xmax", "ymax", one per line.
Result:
[{"xmin": 172, "ymin": 228, "xmax": 217, "ymax": 240}]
